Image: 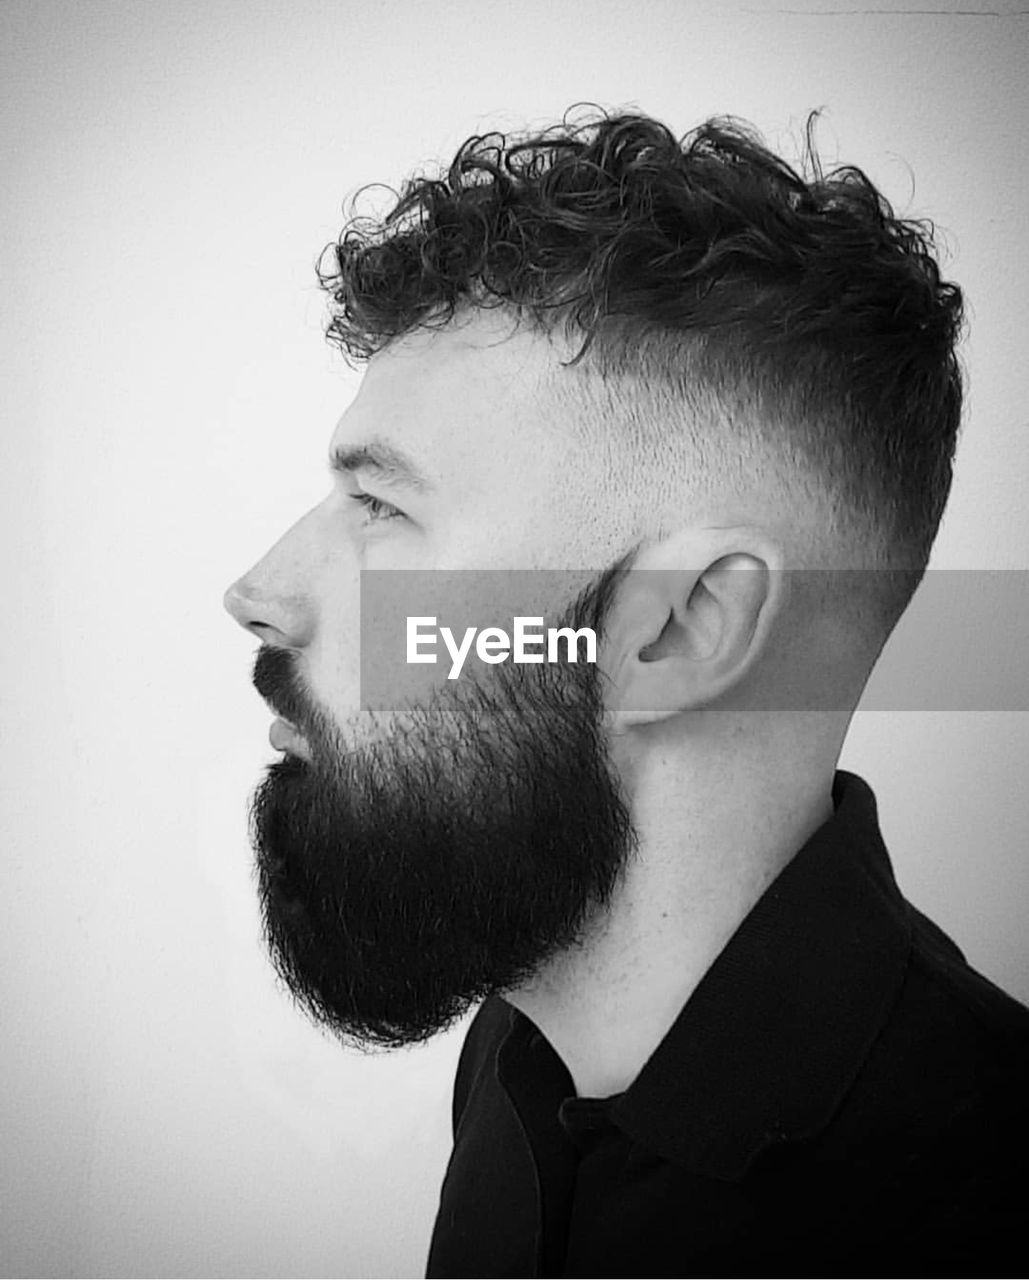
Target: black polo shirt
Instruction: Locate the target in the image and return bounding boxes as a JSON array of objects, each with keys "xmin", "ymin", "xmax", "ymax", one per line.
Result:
[{"xmin": 425, "ymin": 771, "xmax": 1029, "ymax": 1278}]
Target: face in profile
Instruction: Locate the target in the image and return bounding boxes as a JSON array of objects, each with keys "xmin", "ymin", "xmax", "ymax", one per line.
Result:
[
  {"xmin": 226, "ymin": 313, "xmax": 640, "ymax": 1049},
  {"xmin": 248, "ymin": 574, "xmax": 634, "ymax": 1049}
]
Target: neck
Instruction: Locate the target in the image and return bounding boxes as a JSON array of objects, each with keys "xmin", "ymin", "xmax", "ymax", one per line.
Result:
[{"xmin": 504, "ymin": 731, "xmax": 838, "ymax": 1098}]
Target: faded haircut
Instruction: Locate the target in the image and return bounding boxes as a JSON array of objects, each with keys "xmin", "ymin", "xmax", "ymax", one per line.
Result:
[{"xmin": 317, "ymin": 104, "xmax": 965, "ymax": 640}]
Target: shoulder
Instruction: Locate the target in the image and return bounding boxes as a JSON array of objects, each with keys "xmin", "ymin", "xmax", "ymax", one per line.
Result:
[
  {"xmin": 869, "ymin": 903, "xmax": 1029, "ymax": 1098},
  {"xmin": 823, "ymin": 904, "xmax": 1029, "ymax": 1215},
  {"xmin": 749, "ymin": 912, "xmax": 1029, "ymax": 1271}
]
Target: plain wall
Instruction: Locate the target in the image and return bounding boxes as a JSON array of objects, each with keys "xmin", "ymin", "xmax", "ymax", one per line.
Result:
[{"xmin": 2, "ymin": 1, "xmax": 1027, "ymax": 1276}]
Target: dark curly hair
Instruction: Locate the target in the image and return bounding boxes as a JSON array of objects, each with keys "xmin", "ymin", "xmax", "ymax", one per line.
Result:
[{"xmin": 318, "ymin": 104, "xmax": 964, "ymax": 623}]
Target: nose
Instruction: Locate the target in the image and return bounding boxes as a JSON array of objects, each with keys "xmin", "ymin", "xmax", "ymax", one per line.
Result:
[
  {"xmin": 223, "ymin": 511, "xmax": 320, "ymax": 649},
  {"xmin": 222, "ymin": 578, "xmax": 315, "ymax": 648}
]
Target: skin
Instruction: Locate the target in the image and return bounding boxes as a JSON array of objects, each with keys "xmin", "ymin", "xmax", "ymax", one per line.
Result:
[{"xmin": 224, "ymin": 307, "xmax": 860, "ymax": 1097}]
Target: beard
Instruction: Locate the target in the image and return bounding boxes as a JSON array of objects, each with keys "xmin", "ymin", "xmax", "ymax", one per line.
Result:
[{"xmin": 247, "ymin": 562, "xmax": 636, "ymax": 1050}]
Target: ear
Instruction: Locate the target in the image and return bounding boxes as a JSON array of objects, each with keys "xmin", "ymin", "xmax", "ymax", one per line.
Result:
[{"xmin": 605, "ymin": 529, "xmax": 786, "ymax": 727}]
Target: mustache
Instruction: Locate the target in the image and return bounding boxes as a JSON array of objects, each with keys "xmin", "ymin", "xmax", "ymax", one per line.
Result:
[{"xmin": 252, "ymin": 645, "xmax": 312, "ymax": 730}]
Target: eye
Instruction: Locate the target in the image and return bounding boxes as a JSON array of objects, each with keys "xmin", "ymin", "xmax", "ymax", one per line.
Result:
[{"xmin": 347, "ymin": 490, "xmax": 406, "ymax": 525}]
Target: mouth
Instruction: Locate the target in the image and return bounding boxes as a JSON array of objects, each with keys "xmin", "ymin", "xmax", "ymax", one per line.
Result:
[{"xmin": 269, "ymin": 717, "xmax": 312, "ymax": 761}]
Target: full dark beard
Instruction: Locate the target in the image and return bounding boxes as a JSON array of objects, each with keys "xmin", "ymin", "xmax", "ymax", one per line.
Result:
[{"xmin": 247, "ymin": 568, "xmax": 636, "ymax": 1050}]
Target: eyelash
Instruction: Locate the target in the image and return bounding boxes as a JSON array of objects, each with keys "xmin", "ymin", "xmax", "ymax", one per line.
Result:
[{"xmin": 348, "ymin": 491, "xmax": 405, "ymax": 524}]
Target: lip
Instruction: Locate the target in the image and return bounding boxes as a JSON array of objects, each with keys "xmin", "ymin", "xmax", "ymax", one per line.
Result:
[{"xmin": 269, "ymin": 717, "xmax": 311, "ymax": 760}]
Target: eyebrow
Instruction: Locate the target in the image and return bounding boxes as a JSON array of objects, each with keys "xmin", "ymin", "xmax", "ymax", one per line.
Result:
[{"xmin": 327, "ymin": 439, "xmax": 432, "ymax": 493}]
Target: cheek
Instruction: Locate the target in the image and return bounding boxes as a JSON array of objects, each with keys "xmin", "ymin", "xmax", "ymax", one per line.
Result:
[{"xmin": 306, "ymin": 603, "xmax": 364, "ymax": 725}]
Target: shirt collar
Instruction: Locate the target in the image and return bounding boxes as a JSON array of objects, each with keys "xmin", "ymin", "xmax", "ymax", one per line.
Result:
[{"xmin": 602, "ymin": 769, "xmax": 912, "ymax": 1180}]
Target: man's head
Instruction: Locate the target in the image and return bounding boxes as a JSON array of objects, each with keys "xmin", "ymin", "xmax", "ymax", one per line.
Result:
[{"xmin": 224, "ymin": 105, "xmax": 964, "ymax": 1048}]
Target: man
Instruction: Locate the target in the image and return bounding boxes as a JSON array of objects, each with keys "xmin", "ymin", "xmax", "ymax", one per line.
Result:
[{"xmin": 224, "ymin": 107, "xmax": 1029, "ymax": 1276}]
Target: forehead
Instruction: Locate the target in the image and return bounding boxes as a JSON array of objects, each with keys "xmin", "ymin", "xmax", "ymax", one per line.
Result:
[{"xmin": 328, "ymin": 310, "xmax": 574, "ymax": 484}]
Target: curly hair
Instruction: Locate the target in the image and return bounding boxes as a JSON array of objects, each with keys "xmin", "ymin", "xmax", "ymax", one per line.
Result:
[{"xmin": 317, "ymin": 104, "xmax": 965, "ymax": 612}]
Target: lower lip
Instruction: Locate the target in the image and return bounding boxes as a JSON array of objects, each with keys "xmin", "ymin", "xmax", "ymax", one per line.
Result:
[{"xmin": 269, "ymin": 717, "xmax": 311, "ymax": 760}]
